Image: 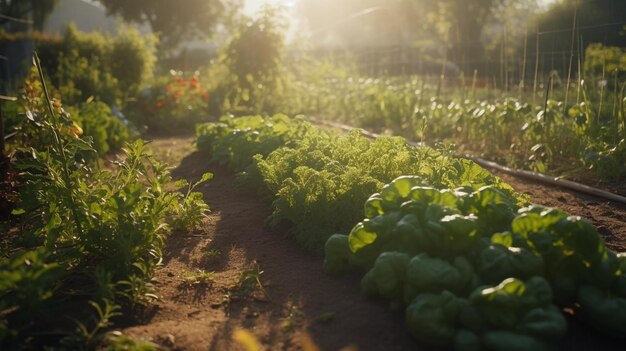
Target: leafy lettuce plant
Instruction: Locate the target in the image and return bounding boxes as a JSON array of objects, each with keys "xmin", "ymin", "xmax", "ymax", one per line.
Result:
[{"xmin": 326, "ymin": 174, "xmax": 626, "ymax": 348}]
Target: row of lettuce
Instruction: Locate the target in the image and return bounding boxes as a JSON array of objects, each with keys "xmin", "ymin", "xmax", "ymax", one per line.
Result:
[
  {"xmin": 196, "ymin": 114, "xmax": 626, "ymax": 350},
  {"xmin": 0, "ymin": 62, "xmax": 209, "ymax": 349}
]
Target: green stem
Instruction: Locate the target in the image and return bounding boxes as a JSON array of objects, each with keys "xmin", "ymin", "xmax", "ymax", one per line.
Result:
[{"xmin": 34, "ymin": 51, "xmax": 84, "ymax": 237}]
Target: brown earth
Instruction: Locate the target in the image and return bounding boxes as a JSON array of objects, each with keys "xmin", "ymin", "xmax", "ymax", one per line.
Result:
[{"xmin": 118, "ymin": 135, "xmax": 626, "ymax": 351}]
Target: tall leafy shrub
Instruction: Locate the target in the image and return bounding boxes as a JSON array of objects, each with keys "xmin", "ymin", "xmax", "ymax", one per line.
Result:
[{"xmin": 38, "ymin": 24, "xmax": 157, "ymax": 106}]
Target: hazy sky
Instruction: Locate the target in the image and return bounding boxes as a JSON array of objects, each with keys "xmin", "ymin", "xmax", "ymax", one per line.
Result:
[
  {"xmin": 244, "ymin": 0, "xmax": 296, "ymax": 16},
  {"xmin": 244, "ymin": 0, "xmax": 557, "ymax": 14}
]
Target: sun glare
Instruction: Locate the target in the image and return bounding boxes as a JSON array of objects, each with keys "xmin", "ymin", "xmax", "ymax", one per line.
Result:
[{"xmin": 245, "ymin": 0, "xmax": 296, "ymax": 15}]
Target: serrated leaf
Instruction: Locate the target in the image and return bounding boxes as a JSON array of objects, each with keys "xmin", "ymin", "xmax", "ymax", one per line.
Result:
[
  {"xmin": 174, "ymin": 179, "xmax": 189, "ymax": 189},
  {"xmin": 200, "ymin": 172, "xmax": 214, "ymax": 183},
  {"xmin": 72, "ymin": 138, "xmax": 96, "ymax": 152}
]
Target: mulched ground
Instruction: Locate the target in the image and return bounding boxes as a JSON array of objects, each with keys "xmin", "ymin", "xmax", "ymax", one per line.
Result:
[{"xmin": 118, "ymin": 136, "xmax": 626, "ymax": 351}]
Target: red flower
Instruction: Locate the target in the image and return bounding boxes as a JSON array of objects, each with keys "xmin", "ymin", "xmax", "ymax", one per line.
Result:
[
  {"xmin": 155, "ymin": 101, "xmax": 164, "ymax": 109},
  {"xmin": 164, "ymin": 85, "xmax": 171, "ymax": 92}
]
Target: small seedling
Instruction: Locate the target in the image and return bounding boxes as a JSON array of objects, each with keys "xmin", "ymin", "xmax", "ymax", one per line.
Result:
[
  {"xmin": 205, "ymin": 248, "xmax": 221, "ymax": 258},
  {"xmin": 237, "ymin": 261, "xmax": 269, "ymax": 300},
  {"xmin": 180, "ymin": 269, "xmax": 215, "ymax": 285},
  {"xmin": 281, "ymin": 305, "xmax": 301, "ymax": 331}
]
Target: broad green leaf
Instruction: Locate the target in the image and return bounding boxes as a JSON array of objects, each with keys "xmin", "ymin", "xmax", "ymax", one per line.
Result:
[
  {"xmin": 11, "ymin": 209, "xmax": 26, "ymax": 215},
  {"xmin": 512, "ymin": 208, "xmax": 565, "ymax": 237},
  {"xmin": 364, "ymin": 194, "xmax": 384, "ymax": 218},
  {"xmin": 408, "ymin": 186, "xmax": 438, "ymax": 203},
  {"xmin": 482, "ymin": 278, "xmax": 526, "ymax": 300},
  {"xmin": 471, "ymin": 186, "xmax": 511, "ymax": 208},
  {"xmin": 492, "ymin": 232, "xmax": 513, "ymax": 247},
  {"xmin": 381, "ymin": 176, "xmax": 422, "ymax": 204},
  {"xmin": 348, "ymin": 222, "xmax": 377, "ymax": 253}
]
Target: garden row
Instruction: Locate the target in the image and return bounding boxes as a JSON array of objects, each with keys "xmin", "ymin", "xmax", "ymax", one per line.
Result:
[
  {"xmin": 0, "ymin": 59, "xmax": 209, "ymax": 349},
  {"xmin": 196, "ymin": 114, "xmax": 521, "ymax": 251},
  {"xmin": 185, "ymin": 11, "xmax": 626, "ymax": 182},
  {"xmin": 200, "ymin": 63, "xmax": 626, "ymax": 182},
  {"xmin": 17, "ymin": 20, "xmax": 626, "ymax": 183},
  {"xmin": 196, "ymin": 114, "xmax": 626, "ymax": 350},
  {"xmin": 277, "ymin": 76, "xmax": 626, "ymax": 182}
]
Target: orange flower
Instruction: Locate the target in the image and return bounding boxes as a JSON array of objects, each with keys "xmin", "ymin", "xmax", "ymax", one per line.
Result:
[
  {"xmin": 155, "ymin": 101, "xmax": 164, "ymax": 109},
  {"xmin": 60, "ymin": 122, "xmax": 83, "ymax": 138},
  {"xmin": 70, "ymin": 123, "xmax": 83, "ymax": 138}
]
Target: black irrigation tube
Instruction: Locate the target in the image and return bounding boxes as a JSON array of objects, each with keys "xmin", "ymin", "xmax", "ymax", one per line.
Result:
[{"xmin": 311, "ymin": 118, "xmax": 626, "ymax": 206}]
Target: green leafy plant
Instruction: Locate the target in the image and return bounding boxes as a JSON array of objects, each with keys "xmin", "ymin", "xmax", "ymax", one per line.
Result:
[
  {"xmin": 37, "ymin": 23, "xmax": 157, "ymax": 106},
  {"xmin": 236, "ymin": 262, "xmax": 268, "ymax": 299},
  {"xmin": 324, "ymin": 174, "xmax": 625, "ymax": 348},
  {"xmin": 171, "ymin": 172, "xmax": 213, "ymax": 230},
  {"xmin": 0, "ymin": 54, "xmax": 210, "ymax": 349},
  {"xmin": 180, "ymin": 269, "xmax": 215, "ymax": 285}
]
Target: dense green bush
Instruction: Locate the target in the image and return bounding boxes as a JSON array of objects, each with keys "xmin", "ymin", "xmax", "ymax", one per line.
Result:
[
  {"xmin": 207, "ymin": 7, "xmax": 291, "ymax": 115},
  {"xmin": 37, "ymin": 24, "xmax": 157, "ymax": 106},
  {"xmin": 128, "ymin": 71, "xmax": 211, "ymax": 132},
  {"xmin": 584, "ymin": 43, "xmax": 626, "ymax": 81}
]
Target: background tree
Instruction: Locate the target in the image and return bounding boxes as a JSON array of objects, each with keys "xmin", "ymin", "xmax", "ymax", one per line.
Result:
[
  {"xmin": 96, "ymin": 0, "xmax": 240, "ymax": 48},
  {"xmin": 532, "ymin": 0, "xmax": 626, "ymax": 50},
  {"xmin": 296, "ymin": 0, "xmax": 540, "ymax": 73},
  {"xmin": 0, "ymin": 0, "xmax": 58, "ymax": 30}
]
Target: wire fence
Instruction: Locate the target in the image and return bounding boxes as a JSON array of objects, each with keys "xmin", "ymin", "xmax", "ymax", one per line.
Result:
[{"xmin": 285, "ymin": 18, "xmax": 626, "ymax": 103}]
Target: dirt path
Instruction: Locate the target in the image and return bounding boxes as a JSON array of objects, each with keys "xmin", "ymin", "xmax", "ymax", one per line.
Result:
[
  {"xmin": 121, "ymin": 135, "xmax": 422, "ymax": 351},
  {"xmin": 118, "ymin": 135, "xmax": 626, "ymax": 350}
]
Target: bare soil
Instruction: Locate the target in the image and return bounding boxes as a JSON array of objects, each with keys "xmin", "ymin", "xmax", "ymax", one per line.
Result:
[{"xmin": 119, "ymin": 135, "xmax": 626, "ymax": 351}]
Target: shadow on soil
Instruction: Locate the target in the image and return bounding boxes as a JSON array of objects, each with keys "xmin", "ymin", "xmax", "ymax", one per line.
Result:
[{"xmin": 167, "ymin": 149, "xmax": 421, "ymax": 351}]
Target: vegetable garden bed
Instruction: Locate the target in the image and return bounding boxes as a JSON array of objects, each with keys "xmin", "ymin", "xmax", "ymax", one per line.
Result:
[
  {"xmin": 117, "ymin": 131, "xmax": 626, "ymax": 350},
  {"xmin": 189, "ymin": 115, "xmax": 626, "ymax": 350}
]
